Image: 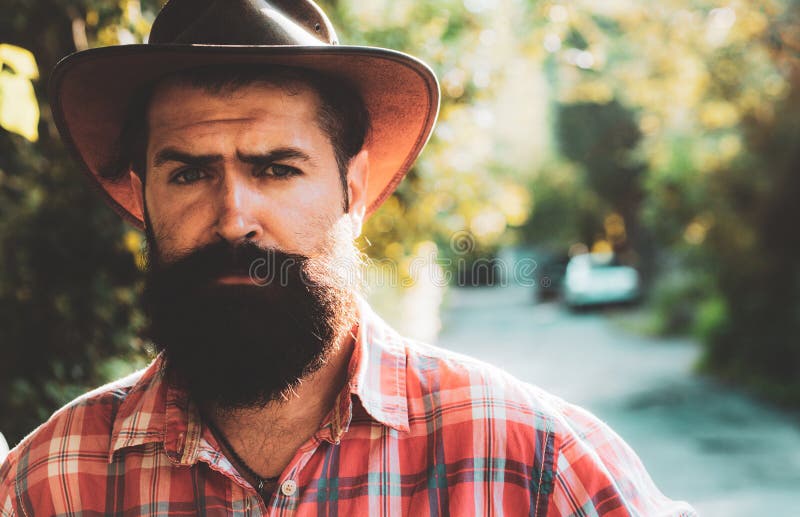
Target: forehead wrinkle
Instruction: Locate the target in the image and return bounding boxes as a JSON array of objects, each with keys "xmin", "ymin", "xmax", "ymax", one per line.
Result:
[
  {"xmin": 148, "ymin": 82, "xmax": 320, "ymax": 128},
  {"xmin": 146, "ymin": 84, "xmax": 326, "ymax": 154},
  {"xmin": 146, "ymin": 83, "xmax": 337, "ymax": 174},
  {"xmin": 152, "ymin": 116, "xmax": 263, "ymax": 134},
  {"xmin": 150, "ymin": 108, "xmax": 320, "ymax": 141}
]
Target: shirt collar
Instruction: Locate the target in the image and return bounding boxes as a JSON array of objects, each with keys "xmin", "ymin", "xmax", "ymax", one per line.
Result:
[
  {"xmin": 108, "ymin": 356, "xmax": 168, "ymax": 460},
  {"xmin": 348, "ymin": 297, "xmax": 409, "ymax": 433},
  {"xmin": 108, "ymin": 297, "xmax": 409, "ymax": 463},
  {"xmin": 109, "ymin": 356, "xmax": 204, "ymax": 465}
]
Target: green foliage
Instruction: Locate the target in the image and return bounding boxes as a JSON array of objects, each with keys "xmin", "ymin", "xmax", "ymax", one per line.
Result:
[
  {"xmin": 326, "ymin": 0, "xmax": 542, "ymax": 271},
  {"xmin": 0, "ymin": 113, "xmax": 149, "ymax": 444},
  {"xmin": 647, "ymin": 266, "xmax": 713, "ymax": 336},
  {"xmin": 699, "ymin": 82, "xmax": 800, "ymax": 403},
  {"xmin": 553, "ymin": 99, "xmax": 649, "ymax": 268},
  {"xmin": 0, "ymin": 0, "xmax": 159, "ymax": 445},
  {"xmin": 524, "ymin": 0, "xmax": 800, "ymax": 405},
  {"xmin": 520, "ymin": 159, "xmax": 605, "ymax": 250},
  {"xmin": 556, "ymin": 100, "xmax": 643, "ymax": 210},
  {"xmin": 693, "ymin": 294, "xmax": 729, "ymax": 345}
]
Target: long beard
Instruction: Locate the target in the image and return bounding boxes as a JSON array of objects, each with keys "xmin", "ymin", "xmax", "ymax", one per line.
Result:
[{"xmin": 140, "ymin": 221, "xmax": 360, "ymax": 410}]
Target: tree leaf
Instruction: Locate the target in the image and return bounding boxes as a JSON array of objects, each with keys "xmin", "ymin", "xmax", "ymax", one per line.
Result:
[
  {"xmin": 0, "ymin": 70, "xmax": 40, "ymax": 142},
  {"xmin": 0, "ymin": 44, "xmax": 39, "ymax": 79}
]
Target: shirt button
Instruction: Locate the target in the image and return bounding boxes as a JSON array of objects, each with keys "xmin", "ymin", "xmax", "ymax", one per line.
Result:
[{"xmin": 280, "ymin": 479, "xmax": 297, "ymax": 497}]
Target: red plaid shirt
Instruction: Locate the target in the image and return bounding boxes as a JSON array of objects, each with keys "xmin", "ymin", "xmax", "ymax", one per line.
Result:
[{"xmin": 1, "ymin": 300, "xmax": 695, "ymax": 516}]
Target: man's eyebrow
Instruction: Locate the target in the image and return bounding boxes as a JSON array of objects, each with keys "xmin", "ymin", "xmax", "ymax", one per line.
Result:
[
  {"xmin": 237, "ymin": 148, "xmax": 314, "ymax": 166},
  {"xmin": 153, "ymin": 148, "xmax": 224, "ymax": 167}
]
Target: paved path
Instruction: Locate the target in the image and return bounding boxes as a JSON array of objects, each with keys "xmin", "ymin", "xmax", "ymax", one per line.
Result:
[{"xmin": 435, "ymin": 285, "xmax": 800, "ymax": 516}]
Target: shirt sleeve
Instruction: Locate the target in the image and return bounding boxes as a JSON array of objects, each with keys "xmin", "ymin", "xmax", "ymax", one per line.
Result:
[
  {"xmin": 0, "ymin": 456, "xmax": 16, "ymax": 517},
  {"xmin": 547, "ymin": 400, "xmax": 697, "ymax": 517}
]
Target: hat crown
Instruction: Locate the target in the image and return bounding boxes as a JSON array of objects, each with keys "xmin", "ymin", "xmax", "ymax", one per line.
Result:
[{"xmin": 149, "ymin": 0, "xmax": 338, "ymax": 46}]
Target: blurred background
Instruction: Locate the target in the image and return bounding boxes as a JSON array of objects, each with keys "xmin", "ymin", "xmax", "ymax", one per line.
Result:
[{"xmin": 1, "ymin": 0, "xmax": 799, "ymax": 514}]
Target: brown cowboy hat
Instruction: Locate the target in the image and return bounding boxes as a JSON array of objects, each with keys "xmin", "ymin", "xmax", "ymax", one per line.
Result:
[{"xmin": 48, "ymin": 0, "xmax": 440, "ymax": 230}]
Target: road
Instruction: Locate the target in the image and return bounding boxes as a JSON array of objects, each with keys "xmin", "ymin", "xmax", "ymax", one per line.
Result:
[{"xmin": 434, "ymin": 285, "xmax": 800, "ymax": 516}]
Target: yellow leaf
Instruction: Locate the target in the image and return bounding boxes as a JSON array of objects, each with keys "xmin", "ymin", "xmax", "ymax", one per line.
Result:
[
  {"xmin": 123, "ymin": 230, "xmax": 143, "ymax": 255},
  {"xmin": 0, "ymin": 71, "xmax": 39, "ymax": 142},
  {"xmin": 0, "ymin": 44, "xmax": 39, "ymax": 79},
  {"xmin": 699, "ymin": 100, "xmax": 739, "ymax": 129}
]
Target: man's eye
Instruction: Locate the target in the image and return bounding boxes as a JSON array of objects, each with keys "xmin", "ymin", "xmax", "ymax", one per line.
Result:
[
  {"xmin": 258, "ymin": 164, "xmax": 301, "ymax": 179},
  {"xmin": 171, "ymin": 168, "xmax": 208, "ymax": 184}
]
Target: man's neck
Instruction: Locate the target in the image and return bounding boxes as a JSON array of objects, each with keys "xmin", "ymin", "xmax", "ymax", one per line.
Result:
[{"xmin": 204, "ymin": 331, "xmax": 356, "ymax": 480}]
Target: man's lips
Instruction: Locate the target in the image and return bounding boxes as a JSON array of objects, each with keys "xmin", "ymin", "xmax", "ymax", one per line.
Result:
[{"xmin": 214, "ymin": 273, "xmax": 254, "ymax": 285}]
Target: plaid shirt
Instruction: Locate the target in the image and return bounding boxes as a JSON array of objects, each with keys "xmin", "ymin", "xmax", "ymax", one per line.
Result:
[{"xmin": 1, "ymin": 300, "xmax": 695, "ymax": 516}]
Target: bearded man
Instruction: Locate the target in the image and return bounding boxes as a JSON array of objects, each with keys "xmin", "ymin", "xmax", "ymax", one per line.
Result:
[{"xmin": 0, "ymin": 1, "xmax": 696, "ymax": 515}]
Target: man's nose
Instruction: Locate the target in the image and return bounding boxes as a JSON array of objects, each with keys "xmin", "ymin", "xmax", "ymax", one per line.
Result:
[{"xmin": 213, "ymin": 174, "xmax": 263, "ymax": 244}]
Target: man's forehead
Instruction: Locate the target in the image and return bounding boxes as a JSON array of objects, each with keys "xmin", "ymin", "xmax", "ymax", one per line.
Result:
[{"xmin": 146, "ymin": 77, "xmax": 322, "ymax": 132}]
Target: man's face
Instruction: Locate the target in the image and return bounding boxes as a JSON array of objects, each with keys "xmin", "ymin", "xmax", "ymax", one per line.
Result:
[
  {"xmin": 142, "ymin": 80, "xmax": 362, "ymax": 265},
  {"xmin": 133, "ymin": 80, "xmax": 368, "ymax": 409}
]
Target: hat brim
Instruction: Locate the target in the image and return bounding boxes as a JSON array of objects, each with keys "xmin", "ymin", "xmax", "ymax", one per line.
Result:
[{"xmin": 48, "ymin": 44, "xmax": 440, "ymax": 230}]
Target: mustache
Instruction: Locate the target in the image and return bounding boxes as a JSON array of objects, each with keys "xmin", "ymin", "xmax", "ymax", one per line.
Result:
[{"xmin": 146, "ymin": 240, "xmax": 310, "ymax": 287}]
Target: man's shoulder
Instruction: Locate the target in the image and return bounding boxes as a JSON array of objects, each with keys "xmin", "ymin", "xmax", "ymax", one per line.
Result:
[
  {"xmin": 402, "ymin": 337, "xmax": 568, "ymax": 429},
  {"xmin": 360, "ymin": 306, "xmax": 616, "ymax": 443},
  {"xmin": 399, "ymin": 337, "xmax": 636, "ymax": 453},
  {"xmin": 1, "ymin": 362, "xmax": 155, "ymax": 488},
  {"xmin": 398, "ymin": 338, "xmax": 697, "ymax": 516}
]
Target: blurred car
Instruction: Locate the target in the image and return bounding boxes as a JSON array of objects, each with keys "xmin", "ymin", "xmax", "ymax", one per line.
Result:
[
  {"xmin": 535, "ymin": 253, "xmax": 570, "ymax": 301},
  {"xmin": 563, "ymin": 253, "xmax": 641, "ymax": 308}
]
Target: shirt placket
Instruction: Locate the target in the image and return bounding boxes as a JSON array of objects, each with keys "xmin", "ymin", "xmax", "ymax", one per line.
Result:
[
  {"xmin": 208, "ymin": 349, "xmax": 358, "ymax": 516},
  {"xmin": 261, "ymin": 436, "xmax": 325, "ymax": 517},
  {"xmin": 261, "ymin": 392, "xmax": 354, "ymax": 516}
]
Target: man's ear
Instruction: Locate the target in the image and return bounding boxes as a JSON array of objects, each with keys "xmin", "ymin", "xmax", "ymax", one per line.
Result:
[
  {"xmin": 346, "ymin": 149, "xmax": 369, "ymax": 237},
  {"xmin": 129, "ymin": 172, "xmax": 146, "ymax": 227}
]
